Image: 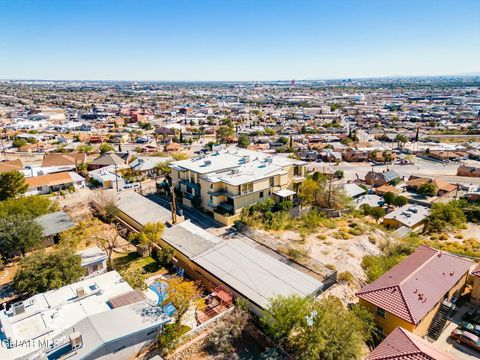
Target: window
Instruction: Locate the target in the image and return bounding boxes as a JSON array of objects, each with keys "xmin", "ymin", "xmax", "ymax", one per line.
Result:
[
  {"xmin": 92, "ymin": 263, "xmax": 102, "ymax": 272},
  {"xmin": 375, "ymin": 325, "xmax": 384, "ymax": 336},
  {"xmin": 269, "ymin": 177, "xmax": 274, "ymax": 187},
  {"xmin": 259, "ymin": 191, "xmax": 264, "ymax": 198},
  {"xmin": 376, "ymin": 307, "xmax": 386, "ymax": 318},
  {"xmin": 241, "ymin": 182, "xmax": 254, "ymax": 195},
  {"xmin": 209, "ymin": 183, "xmax": 213, "ymax": 190},
  {"xmin": 37, "ymin": 186, "xmax": 43, "ymax": 191},
  {"xmin": 209, "ymin": 195, "xmax": 213, "ymax": 203}
]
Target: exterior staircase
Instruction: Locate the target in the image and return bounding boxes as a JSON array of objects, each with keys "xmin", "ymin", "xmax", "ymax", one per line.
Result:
[{"xmin": 428, "ymin": 300, "xmax": 455, "ymax": 340}]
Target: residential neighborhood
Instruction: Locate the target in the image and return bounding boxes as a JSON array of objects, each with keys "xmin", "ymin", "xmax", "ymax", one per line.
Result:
[{"xmin": 1, "ymin": 1, "xmax": 480, "ymax": 359}]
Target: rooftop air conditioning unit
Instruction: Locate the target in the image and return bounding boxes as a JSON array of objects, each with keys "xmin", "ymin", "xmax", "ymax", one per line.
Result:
[
  {"xmin": 242, "ymin": 155, "xmax": 250, "ymax": 163},
  {"xmin": 69, "ymin": 332, "xmax": 83, "ymax": 349},
  {"xmin": 232, "ymin": 168, "xmax": 240, "ymax": 175},
  {"xmin": 204, "ymin": 160, "xmax": 211, "ymax": 166},
  {"xmin": 76, "ymin": 287, "xmax": 86, "ymax": 298},
  {"xmin": 12, "ymin": 301, "xmax": 25, "ymax": 316}
]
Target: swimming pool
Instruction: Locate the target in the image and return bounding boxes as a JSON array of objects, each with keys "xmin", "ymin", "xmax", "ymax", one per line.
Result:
[{"xmin": 148, "ymin": 282, "xmax": 176, "ymax": 317}]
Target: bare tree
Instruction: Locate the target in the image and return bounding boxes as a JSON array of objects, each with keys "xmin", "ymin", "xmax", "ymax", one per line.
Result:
[{"xmin": 91, "ymin": 190, "xmax": 119, "ymax": 223}]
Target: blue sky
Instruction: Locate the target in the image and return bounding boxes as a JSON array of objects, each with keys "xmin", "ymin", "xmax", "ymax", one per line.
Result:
[{"xmin": 0, "ymin": 0, "xmax": 479, "ymax": 81}]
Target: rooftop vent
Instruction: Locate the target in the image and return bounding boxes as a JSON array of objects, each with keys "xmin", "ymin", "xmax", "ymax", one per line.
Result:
[
  {"xmin": 76, "ymin": 287, "xmax": 86, "ymax": 298},
  {"xmin": 70, "ymin": 331, "xmax": 83, "ymax": 349}
]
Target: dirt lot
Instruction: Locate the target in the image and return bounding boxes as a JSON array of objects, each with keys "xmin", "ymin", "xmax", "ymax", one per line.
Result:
[{"xmin": 257, "ymin": 216, "xmax": 393, "ymax": 303}]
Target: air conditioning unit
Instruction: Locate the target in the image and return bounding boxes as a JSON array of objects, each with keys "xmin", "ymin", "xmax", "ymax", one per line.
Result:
[
  {"xmin": 69, "ymin": 332, "xmax": 83, "ymax": 349},
  {"xmin": 76, "ymin": 287, "xmax": 86, "ymax": 298},
  {"xmin": 204, "ymin": 160, "xmax": 211, "ymax": 166},
  {"xmin": 12, "ymin": 301, "xmax": 25, "ymax": 316},
  {"xmin": 242, "ymin": 155, "xmax": 250, "ymax": 163}
]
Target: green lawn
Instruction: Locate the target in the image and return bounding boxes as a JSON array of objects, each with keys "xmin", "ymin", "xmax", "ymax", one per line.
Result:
[{"xmin": 113, "ymin": 252, "xmax": 162, "ymax": 273}]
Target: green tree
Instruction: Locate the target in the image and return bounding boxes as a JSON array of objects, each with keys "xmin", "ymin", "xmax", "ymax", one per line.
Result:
[
  {"xmin": 120, "ymin": 267, "xmax": 146, "ymax": 289},
  {"xmin": 132, "ymin": 222, "xmax": 165, "ymax": 254},
  {"xmin": 13, "ymin": 248, "xmax": 84, "ymax": 296},
  {"xmin": 0, "ymin": 214, "xmax": 44, "ymax": 257},
  {"xmin": 0, "ymin": 171, "xmax": 28, "ymax": 200},
  {"xmin": 216, "ymin": 126, "xmax": 235, "ymax": 144},
  {"xmin": 237, "ymin": 134, "xmax": 251, "ymax": 148},
  {"xmin": 334, "ymin": 170, "xmax": 344, "ymax": 180},
  {"xmin": 0, "ymin": 195, "xmax": 57, "ymax": 218},
  {"xmin": 264, "ymin": 127, "xmax": 276, "ymax": 136},
  {"xmin": 369, "ymin": 206, "xmax": 385, "ymax": 223},
  {"xmin": 12, "ymin": 138, "xmax": 27, "ymax": 148},
  {"xmin": 76, "ymin": 144, "xmax": 93, "ymax": 153},
  {"xmin": 395, "ymin": 134, "xmax": 408, "ymax": 148},
  {"xmin": 261, "ymin": 295, "xmax": 370, "ymax": 360},
  {"xmin": 425, "ymin": 201, "xmax": 466, "ymax": 233},
  {"xmin": 298, "ymin": 178, "xmax": 320, "ymax": 206},
  {"xmin": 392, "ymin": 195, "xmax": 408, "ymax": 207},
  {"xmin": 261, "ymin": 294, "xmax": 310, "ymax": 341},
  {"xmin": 383, "ymin": 192, "xmax": 396, "ymax": 206},
  {"xmin": 98, "ymin": 143, "xmax": 114, "ymax": 154},
  {"xmin": 417, "ymin": 182, "xmax": 437, "ymax": 197}
]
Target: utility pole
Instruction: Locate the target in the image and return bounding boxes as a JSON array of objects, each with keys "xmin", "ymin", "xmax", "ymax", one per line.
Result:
[
  {"xmin": 115, "ymin": 164, "xmax": 119, "ymax": 192},
  {"xmin": 327, "ymin": 174, "xmax": 333, "ymax": 208},
  {"xmin": 171, "ymin": 185, "xmax": 177, "ymax": 224}
]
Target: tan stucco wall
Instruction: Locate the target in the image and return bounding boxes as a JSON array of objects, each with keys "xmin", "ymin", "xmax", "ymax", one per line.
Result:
[{"xmin": 471, "ymin": 276, "xmax": 480, "ymax": 305}]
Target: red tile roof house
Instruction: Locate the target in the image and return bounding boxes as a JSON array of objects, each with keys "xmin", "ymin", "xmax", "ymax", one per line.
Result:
[
  {"xmin": 470, "ymin": 264, "xmax": 480, "ymax": 306},
  {"xmin": 367, "ymin": 326, "xmax": 457, "ymax": 360},
  {"xmin": 356, "ymin": 246, "xmax": 473, "ymax": 338}
]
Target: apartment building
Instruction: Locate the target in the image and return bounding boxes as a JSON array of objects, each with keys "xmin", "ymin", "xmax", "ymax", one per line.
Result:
[{"xmin": 170, "ymin": 148, "xmax": 306, "ymax": 225}]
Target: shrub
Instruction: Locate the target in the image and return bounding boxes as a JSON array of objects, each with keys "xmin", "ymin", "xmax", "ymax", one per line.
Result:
[
  {"xmin": 334, "ymin": 230, "xmax": 352, "ymax": 240},
  {"xmin": 361, "ymin": 244, "xmax": 413, "ymax": 282},
  {"xmin": 338, "ymin": 271, "xmax": 354, "ymax": 284},
  {"xmin": 157, "ymin": 323, "xmax": 191, "ymax": 355},
  {"xmin": 288, "ymin": 248, "xmax": 306, "ymax": 260}
]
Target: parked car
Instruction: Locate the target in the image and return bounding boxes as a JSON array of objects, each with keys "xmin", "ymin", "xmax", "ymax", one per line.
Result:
[
  {"xmin": 451, "ymin": 328, "xmax": 480, "ymax": 352},
  {"xmin": 459, "ymin": 321, "xmax": 480, "ymax": 337},
  {"xmin": 123, "ymin": 183, "xmax": 140, "ymax": 190},
  {"xmin": 463, "ymin": 310, "xmax": 480, "ymax": 326}
]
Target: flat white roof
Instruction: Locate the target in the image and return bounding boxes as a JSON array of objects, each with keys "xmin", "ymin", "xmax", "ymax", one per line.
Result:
[
  {"xmin": 193, "ymin": 239, "xmax": 323, "ymax": 309},
  {"xmin": 171, "ymin": 147, "xmax": 306, "ymax": 186},
  {"xmin": 273, "ymin": 189, "xmax": 296, "ymax": 197},
  {"xmin": 0, "ymin": 271, "xmax": 133, "ymax": 359},
  {"xmin": 116, "ymin": 190, "xmax": 171, "ymax": 226}
]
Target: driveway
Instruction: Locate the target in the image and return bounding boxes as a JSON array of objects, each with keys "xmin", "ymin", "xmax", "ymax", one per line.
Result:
[
  {"xmin": 147, "ymin": 194, "xmax": 224, "ymax": 230},
  {"xmin": 434, "ymin": 302, "xmax": 480, "ymax": 359}
]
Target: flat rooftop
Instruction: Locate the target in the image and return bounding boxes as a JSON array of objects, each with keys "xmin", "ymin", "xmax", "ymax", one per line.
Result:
[
  {"xmin": 171, "ymin": 147, "xmax": 306, "ymax": 186},
  {"xmin": 116, "ymin": 190, "xmax": 172, "ymax": 226},
  {"xmin": 0, "ymin": 271, "xmax": 133, "ymax": 359}
]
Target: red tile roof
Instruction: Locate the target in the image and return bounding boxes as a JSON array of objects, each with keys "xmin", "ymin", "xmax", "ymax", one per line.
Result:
[
  {"xmin": 367, "ymin": 327, "xmax": 457, "ymax": 360},
  {"xmin": 471, "ymin": 263, "xmax": 480, "ymax": 278},
  {"xmin": 357, "ymin": 246, "xmax": 473, "ymax": 325}
]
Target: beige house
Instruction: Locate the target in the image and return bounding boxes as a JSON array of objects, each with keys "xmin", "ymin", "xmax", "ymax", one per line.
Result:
[
  {"xmin": 471, "ymin": 264, "xmax": 480, "ymax": 306},
  {"xmin": 170, "ymin": 148, "xmax": 306, "ymax": 225}
]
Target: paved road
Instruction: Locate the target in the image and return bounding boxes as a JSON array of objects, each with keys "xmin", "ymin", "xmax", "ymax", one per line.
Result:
[{"xmin": 147, "ymin": 194, "xmax": 224, "ymax": 230}]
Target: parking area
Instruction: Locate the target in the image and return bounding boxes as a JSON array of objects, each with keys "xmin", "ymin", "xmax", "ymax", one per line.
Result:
[
  {"xmin": 434, "ymin": 302, "xmax": 480, "ymax": 359},
  {"xmin": 146, "ymin": 194, "xmax": 225, "ymax": 231}
]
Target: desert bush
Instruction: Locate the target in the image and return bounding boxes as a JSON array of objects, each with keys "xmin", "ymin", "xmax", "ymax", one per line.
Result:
[{"xmin": 338, "ymin": 271, "xmax": 354, "ymax": 284}]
